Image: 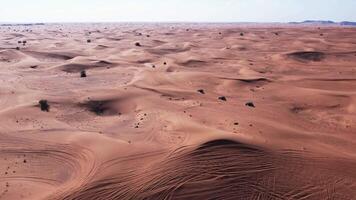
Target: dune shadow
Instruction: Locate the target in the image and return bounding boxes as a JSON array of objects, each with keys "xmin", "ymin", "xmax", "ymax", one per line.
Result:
[{"xmin": 287, "ymin": 51, "xmax": 325, "ymax": 62}]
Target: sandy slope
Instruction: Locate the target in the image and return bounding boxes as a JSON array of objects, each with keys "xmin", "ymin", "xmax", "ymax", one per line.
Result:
[{"xmin": 0, "ymin": 23, "xmax": 356, "ymax": 200}]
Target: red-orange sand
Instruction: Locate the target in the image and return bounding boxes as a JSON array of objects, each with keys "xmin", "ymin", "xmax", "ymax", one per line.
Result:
[{"xmin": 0, "ymin": 23, "xmax": 356, "ymax": 200}]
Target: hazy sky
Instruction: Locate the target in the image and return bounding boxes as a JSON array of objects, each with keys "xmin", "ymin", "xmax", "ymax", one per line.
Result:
[{"xmin": 1, "ymin": 0, "xmax": 356, "ymax": 23}]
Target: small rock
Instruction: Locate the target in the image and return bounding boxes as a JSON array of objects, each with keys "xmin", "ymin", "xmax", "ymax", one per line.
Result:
[
  {"xmin": 87, "ymin": 39, "xmax": 91, "ymax": 43},
  {"xmin": 135, "ymin": 42, "xmax": 141, "ymax": 47}
]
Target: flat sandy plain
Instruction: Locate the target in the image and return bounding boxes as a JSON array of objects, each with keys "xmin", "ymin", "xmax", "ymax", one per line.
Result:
[{"xmin": 0, "ymin": 23, "xmax": 356, "ymax": 200}]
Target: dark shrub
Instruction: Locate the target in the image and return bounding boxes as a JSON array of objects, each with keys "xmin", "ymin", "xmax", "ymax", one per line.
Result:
[
  {"xmin": 39, "ymin": 100, "xmax": 50, "ymax": 112},
  {"xmin": 80, "ymin": 70, "xmax": 87, "ymax": 78},
  {"xmin": 218, "ymin": 96, "xmax": 227, "ymax": 101},
  {"xmin": 197, "ymin": 89, "xmax": 205, "ymax": 94}
]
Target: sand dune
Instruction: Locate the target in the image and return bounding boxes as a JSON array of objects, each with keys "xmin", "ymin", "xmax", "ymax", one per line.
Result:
[{"xmin": 0, "ymin": 24, "xmax": 356, "ymax": 200}]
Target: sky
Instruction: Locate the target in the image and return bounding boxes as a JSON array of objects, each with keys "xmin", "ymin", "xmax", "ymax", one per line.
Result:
[{"xmin": 0, "ymin": 0, "xmax": 356, "ymax": 23}]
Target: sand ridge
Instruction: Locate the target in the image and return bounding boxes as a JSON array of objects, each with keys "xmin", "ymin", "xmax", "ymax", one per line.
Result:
[{"xmin": 0, "ymin": 23, "xmax": 356, "ymax": 199}]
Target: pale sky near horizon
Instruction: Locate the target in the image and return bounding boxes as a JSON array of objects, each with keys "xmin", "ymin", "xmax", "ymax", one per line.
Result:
[{"xmin": 0, "ymin": 0, "xmax": 355, "ymax": 23}]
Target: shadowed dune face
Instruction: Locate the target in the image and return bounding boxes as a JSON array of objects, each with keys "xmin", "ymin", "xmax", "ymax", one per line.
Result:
[
  {"xmin": 23, "ymin": 51, "xmax": 76, "ymax": 61},
  {"xmin": 287, "ymin": 51, "xmax": 326, "ymax": 62},
  {"xmin": 1, "ymin": 24, "xmax": 356, "ymax": 200},
  {"xmin": 59, "ymin": 61, "xmax": 113, "ymax": 73}
]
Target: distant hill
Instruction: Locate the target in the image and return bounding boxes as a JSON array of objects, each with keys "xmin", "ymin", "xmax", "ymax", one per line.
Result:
[
  {"xmin": 340, "ymin": 21, "xmax": 356, "ymax": 26},
  {"xmin": 289, "ymin": 20, "xmax": 356, "ymax": 26},
  {"xmin": 302, "ymin": 20, "xmax": 336, "ymax": 24}
]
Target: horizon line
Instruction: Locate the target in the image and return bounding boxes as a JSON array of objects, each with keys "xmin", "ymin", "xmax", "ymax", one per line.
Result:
[{"xmin": 1, "ymin": 20, "xmax": 355, "ymax": 24}]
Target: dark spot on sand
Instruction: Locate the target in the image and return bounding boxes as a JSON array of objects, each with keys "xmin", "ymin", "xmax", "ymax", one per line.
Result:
[
  {"xmin": 87, "ymin": 39, "xmax": 91, "ymax": 43},
  {"xmin": 135, "ymin": 42, "xmax": 141, "ymax": 47},
  {"xmin": 240, "ymin": 33, "xmax": 244, "ymax": 36},
  {"xmin": 290, "ymin": 105, "xmax": 305, "ymax": 114},
  {"xmin": 30, "ymin": 65, "xmax": 38, "ymax": 69},
  {"xmin": 80, "ymin": 100, "xmax": 119, "ymax": 116}
]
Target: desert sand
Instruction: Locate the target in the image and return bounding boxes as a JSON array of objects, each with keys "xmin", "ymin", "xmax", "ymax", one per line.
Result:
[{"xmin": 0, "ymin": 23, "xmax": 356, "ymax": 200}]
